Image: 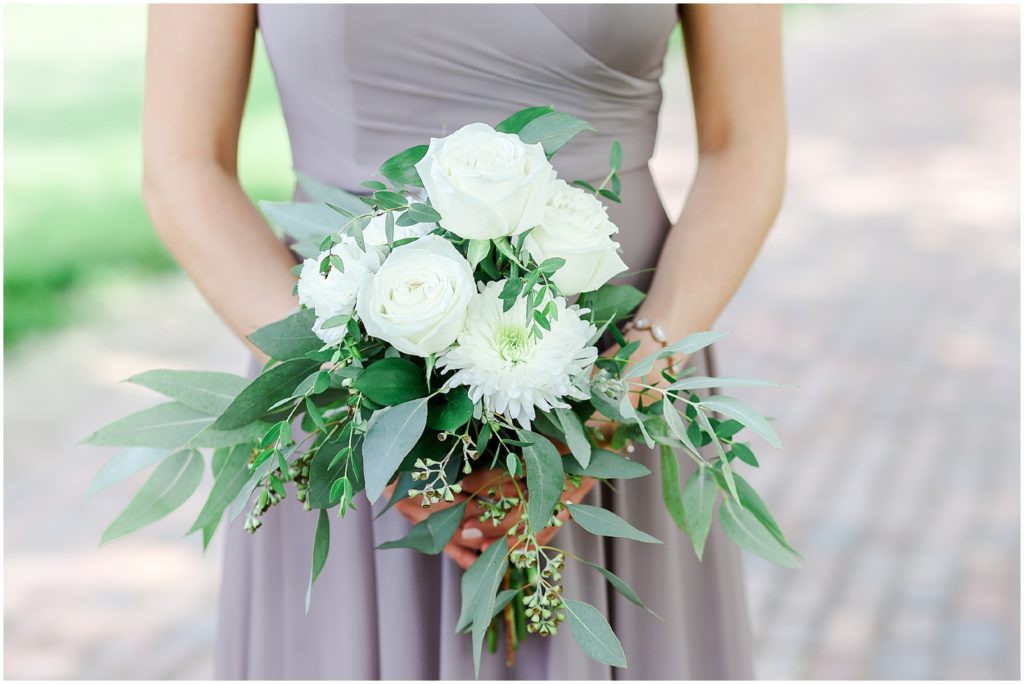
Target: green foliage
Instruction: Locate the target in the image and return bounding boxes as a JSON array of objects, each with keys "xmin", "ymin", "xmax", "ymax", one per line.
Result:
[
  {"xmin": 517, "ymin": 111, "xmax": 595, "ymax": 158},
  {"xmin": 577, "ymin": 284, "xmax": 645, "ymax": 325},
  {"xmin": 682, "ymin": 465, "xmax": 717, "ymax": 560},
  {"xmin": 517, "ymin": 430, "xmax": 566, "ymax": 532},
  {"xmin": 467, "ymin": 541, "xmax": 510, "ymax": 677},
  {"xmin": 101, "ymin": 449, "xmax": 204, "ymax": 544},
  {"xmin": 426, "ymin": 387, "xmax": 474, "ymax": 432},
  {"xmin": 188, "ymin": 443, "xmax": 252, "ymax": 548},
  {"xmin": 578, "ymin": 558, "xmax": 657, "ymax": 618},
  {"xmin": 566, "ymin": 503, "xmax": 661, "ymax": 544},
  {"xmin": 552, "ymin": 407, "xmax": 591, "ymax": 468},
  {"xmin": 562, "ymin": 448, "xmax": 651, "ymax": 479},
  {"xmin": 719, "ymin": 498, "xmax": 801, "ymax": 568},
  {"xmin": 248, "ymin": 309, "xmax": 323, "ymax": 361},
  {"xmin": 213, "ymin": 358, "xmax": 319, "ymax": 430},
  {"xmin": 362, "ymin": 398, "xmax": 429, "ymax": 502},
  {"xmin": 379, "ymin": 144, "xmax": 428, "ymax": 187},
  {"xmin": 85, "ymin": 447, "xmax": 170, "ymax": 499},
  {"xmin": 564, "ymin": 599, "xmax": 626, "ymax": 668},
  {"xmin": 296, "ymin": 172, "xmax": 367, "ymax": 216},
  {"xmin": 126, "ymin": 369, "xmax": 248, "ymax": 415},
  {"xmin": 698, "ymin": 395, "xmax": 782, "ymax": 449},
  {"xmin": 260, "ymin": 201, "xmax": 344, "ymax": 246},
  {"xmin": 377, "ymin": 500, "xmax": 467, "ymax": 554},
  {"xmin": 84, "ymin": 402, "xmax": 212, "ymax": 448},
  {"xmin": 659, "ymin": 446, "xmax": 688, "ymax": 533},
  {"xmin": 495, "ymin": 106, "xmax": 555, "ymax": 134},
  {"xmin": 305, "ymin": 509, "xmax": 331, "ymax": 613},
  {"xmin": 353, "ymin": 357, "xmax": 427, "ymax": 405}
]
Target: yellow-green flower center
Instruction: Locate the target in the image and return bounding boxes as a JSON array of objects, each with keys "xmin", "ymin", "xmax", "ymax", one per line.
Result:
[{"xmin": 496, "ymin": 324, "xmax": 532, "ymax": 363}]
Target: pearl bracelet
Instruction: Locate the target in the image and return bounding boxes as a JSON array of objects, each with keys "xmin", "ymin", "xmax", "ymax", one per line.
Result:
[{"xmin": 622, "ymin": 317, "xmax": 684, "ymax": 374}]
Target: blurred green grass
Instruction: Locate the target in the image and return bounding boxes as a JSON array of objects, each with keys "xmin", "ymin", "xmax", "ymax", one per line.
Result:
[{"xmin": 3, "ymin": 5, "xmax": 292, "ymax": 348}]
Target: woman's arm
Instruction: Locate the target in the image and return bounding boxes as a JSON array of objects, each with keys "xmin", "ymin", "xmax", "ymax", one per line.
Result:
[
  {"xmin": 142, "ymin": 5, "xmax": 299, "ymax": 360},
  {"xmin": 635, "ymin": 5, "xmax": 787, "ymax": 366},
  {"xmin": 143, "ymin": 4, "xmax": 484, "ymax": 568},
  {"xmin": 457, "ymin": 6, "xmax": 787, "ymax": 553}
]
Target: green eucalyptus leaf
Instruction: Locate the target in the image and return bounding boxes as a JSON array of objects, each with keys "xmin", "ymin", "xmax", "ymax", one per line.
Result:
[
  {"xmin": 466, "ymin": 239, "xmax": 491, "ymax": 269},
  {"xmin": 517, "ymin": 430, "xmax": 566, "ymax": 532},
  {"xmin": 659, "ymin": 446, "xmax": 688, "ymax": 533},
  {"xmin": 624, "ymin": 331, "xmax": 728, "ymax": 380},
  {"xmin": 101, "ymin": 449, "xmax": 204, "ymax": 544},
  {"xmin": 186, "ymin": 420, "xmax": 270, "ymax": 449},
  {"xmin": 305, "ymin": 509, "xmax": 331, "ymax": 613},
  {"xmin": 495, "ymin": 105, "xmax": 555, "ymax": 134},
  {"xmin": 212, "ymin": 359, "xmax": 319, "ymax": 430},
  {"xmin": 377, "ymin": 500, "xmax": 467, "ymax": 554},
  {"xmin": 698, "ymin": 395, "xmax": 782, "ymax": 449},
  {"xmin": 426, "ymin": 387, "xmax": 474, "ymax": 432},
  {"xmin": 609, "ymin": 140, "xmax": 623, "ymax": 170},
  {"xmin": 188, "ymin": 443, "xmax": 252, "ymax": 548},
  {"xmin": 578, "ymin": 559, "xmax": 658, "ymax": 619},
  {"xmin": 379, "ymin": 144, "xmax": 428, "ymax": 187},
  {"xmin": 85, "ymin": 447, "xmax": 171, "ymax": 499},
  {"xmin": 553, "ymin": 407, "xmax": 591, "ymax": 469},
  {"xmin": 562, "ymin": 448, "xmax": 650, "ymax": 479},
  {"xmin": 729, "ymin": 442, "xmax": 759, "ymax": 468},
  {"xmin": 682, "ymin": 465, "xmax": 717, "ymax": 560},
  {"xmin": 564, "ymin": 599, "xmax": 626, "ymax": 668},
  {"xmin": 406, "ymin": 202, "xmax": 442, "ymax": 224},
  {"xmin": 83, "ymin": 402, "xmax": 211, "ymax": 448},
  {"xmin": 730, "ymin": 472, "xmax": 797, "ymax": 554},
  {"xmin": 353, "ymin": 357, "xmax": 427, "ymax": 406},
  {"xmin": 296, "ymin": 172, "xmax": 367, "ymax": 215},
  {"xmin": 259, "ymin": 201, "xmax": 343, "ymax": 243},
  {"xmin": 126, "ymin": 369, "xmax": 248, "ymax": 415},
  {"xmin": 362, "ymin": 398, "xmax": 429, "ymax": 502},
  {"xmin": 566, "ymin": 503, "xmax": 661, "ymax": 544},
  {"xmin": 517, "ymin": 111, "xmax": 595, "ymax": 157},
  {"xmin": 577, "ymin": 283, "xmax": 645, "ymax": 325},
  {"xmin": 719, "ymin": 498, "xmax": 801, "ymax": 568},
  {"xmin": 489, "ymin": 589, "xmax": 520, "ymax": 621},
  {"xmin": 248, "ymin": 309, "xmax": 323, "ymax": 361},
  {"xmin": 468, "ymin": 541, "xmax": 509, "ymax": 677}
]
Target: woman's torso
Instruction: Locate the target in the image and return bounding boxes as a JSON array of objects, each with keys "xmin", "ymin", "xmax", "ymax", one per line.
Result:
[{"xmin": 257, "ymin": 3, "xmax": 678, "ymax": 284}]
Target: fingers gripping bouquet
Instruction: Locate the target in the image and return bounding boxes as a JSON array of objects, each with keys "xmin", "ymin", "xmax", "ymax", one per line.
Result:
[{"xmin": 85, "ymin": 107, "xmax": 798, "ymax": 673}]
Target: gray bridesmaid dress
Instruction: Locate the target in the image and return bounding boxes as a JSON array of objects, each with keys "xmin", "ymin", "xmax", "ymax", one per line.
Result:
[{"xmin": 216, "ymin": 4, "xmax": 754, "ymax": 679}]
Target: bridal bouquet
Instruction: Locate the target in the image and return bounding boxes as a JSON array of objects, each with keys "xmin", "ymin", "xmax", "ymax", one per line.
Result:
[{"xmin": 85, "ymin": 107, "xmax": 798, "ymax": 673}]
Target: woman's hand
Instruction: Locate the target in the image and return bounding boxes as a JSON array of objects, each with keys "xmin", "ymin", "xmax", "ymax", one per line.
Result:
[{"xmin": 454, "ymin": 463, "xmax": 598, "ymax": 553}]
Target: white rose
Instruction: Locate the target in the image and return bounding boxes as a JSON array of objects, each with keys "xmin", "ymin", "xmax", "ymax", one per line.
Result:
[
  {"xmin": 523, "ymin": 179, "xmax": 628, "ymax": 295},
  {"xmin": 414, "ymin": 122, "xmax": 555, "ymax": 241},
  {"xmin": 356, "ymin": 234, "xmax": 475, "ymax": 357},
  {"xmin": 297, "ymin": 239, "xmax": 383, "ymax": 320},
  {"xmin": 312, "ymin": 316, "xmax": 349, "ymax": 346},
  {"xmin": 361, "ymin": 212, "xmax": 434, "ymax": 248}
]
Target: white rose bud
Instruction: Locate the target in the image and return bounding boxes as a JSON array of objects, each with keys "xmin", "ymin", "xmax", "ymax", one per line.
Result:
[
  {"xmin": 297, "ymin": 239, "xmax": 383, "ymax": 321},
  {"xmin": 356, "ymin": 234, "xmax": 475, "ymax": 357},
  {"xmin": 523, "ymin": 179, "xmax": 628, "ymax": 295},
  {"xmin": 415, "ymin": 122, "xmax": 555, "ymax": 240}
]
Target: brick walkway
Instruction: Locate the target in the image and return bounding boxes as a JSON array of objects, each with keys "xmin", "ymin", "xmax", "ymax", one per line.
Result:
[{"xmin": 4, "ymin": 5, "xmax": 1019, "ymax": 679}]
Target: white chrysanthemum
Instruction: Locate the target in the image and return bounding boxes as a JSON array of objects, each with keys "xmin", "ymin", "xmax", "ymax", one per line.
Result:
[
  {"xmin": 438, "ymin": 280, "xmax": 598, "ymax": 428},
  {"xmin": 297, "ymin": 239, "xmax": 383, "ymax": 322},
  {"xmin": 361, "ymin": 212, "xmax": 434, "ymax": 248}
]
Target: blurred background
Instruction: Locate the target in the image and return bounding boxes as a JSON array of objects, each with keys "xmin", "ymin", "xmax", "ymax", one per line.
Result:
[{"xmin": 3, "ymin": 3, "xmax": 1020, "ymax": 680}]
